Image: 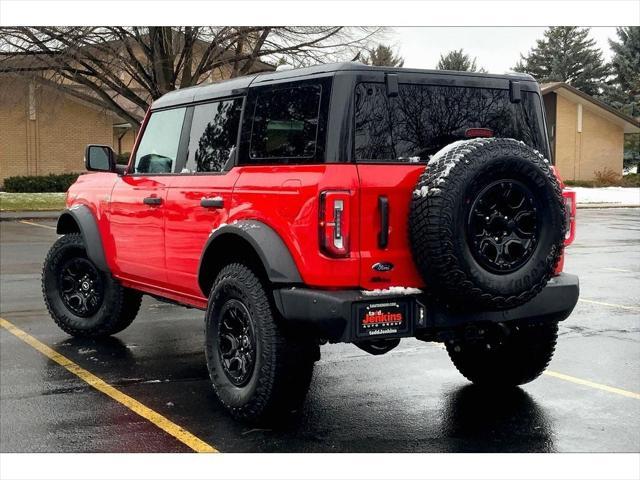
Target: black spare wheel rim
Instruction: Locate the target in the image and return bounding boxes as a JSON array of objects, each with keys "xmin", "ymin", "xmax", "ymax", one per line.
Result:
[
  {"xmin": 466, "ymin": 179, "xmax": 540, "ymax": 274},
  {"xmin": 58, "ymin": 257, "xmax": 104, "ymax": 317},
  {"xmin": 218, "ymin": 299, "xmax": 256, "ymax": 387}
]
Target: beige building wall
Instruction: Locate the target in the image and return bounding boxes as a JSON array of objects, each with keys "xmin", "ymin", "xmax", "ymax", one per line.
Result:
[
  {"xmin": 1, "ymin": 78, "xmax": 114, "ymax": 183},
  {"xmin": 113, "ymin": 128, "xmax": 138, "ymax": 157},
  {"xmin": 0, "ymin": 78, "xmax": 30, "ymax": 180},
  {"xmin": 554, "ymin": 94, "xmax": 624, "ymax": 182},
  {"xmin": 580, "ymin": 107, "xmax": 624, "ymax": 181}
]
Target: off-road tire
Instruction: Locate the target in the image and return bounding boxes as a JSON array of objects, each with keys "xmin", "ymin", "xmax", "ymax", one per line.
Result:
[
  {"xmin": 409, "ymin": 138, "xmax": 566, "ymax": 311},
  {"xmin": 42, "ymin": 233, "xmax": 142, "ymax": 337},
  {"xmin": 446, "ymin": 321, "xmax": 559, "ymax": 386},
  {"xmin": 205, "ymin": 263, "xmax": 318, "ymax": 422}
]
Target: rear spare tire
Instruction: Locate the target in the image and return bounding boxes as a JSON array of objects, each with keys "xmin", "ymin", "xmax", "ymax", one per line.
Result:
[{"xmin": 409, "ymin": 138, "xmax": 566, "ymax": 311}]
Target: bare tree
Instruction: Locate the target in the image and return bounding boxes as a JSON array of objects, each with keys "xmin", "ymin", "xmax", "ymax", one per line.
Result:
[{"xmin": 0, "ymin": 27, "xmax": 380, "ymax": 127}]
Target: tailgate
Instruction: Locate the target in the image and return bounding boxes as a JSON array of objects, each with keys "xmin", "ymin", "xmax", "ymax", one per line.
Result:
[{"xmin": 356, "ymin": 164, "xmax": 425, "ymax": 290}]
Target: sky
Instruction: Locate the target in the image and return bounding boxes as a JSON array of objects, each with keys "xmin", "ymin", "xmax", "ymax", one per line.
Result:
[{"xmin": 388, "ymin": 27, "xmax": 619, "ymax": 73}]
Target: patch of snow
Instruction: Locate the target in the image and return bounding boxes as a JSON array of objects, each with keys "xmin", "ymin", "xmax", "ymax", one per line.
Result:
[
  {"xmin": 77, "ymin": 348, "xmax": 97, "ymax": 355},
  {"xmin": 209, "ymin": 223, "xmax": 227, "ymax": 236},
  {"xmin": 569, "ymin": 187, "xmax": 640, "ymax": 205},
  {"xmin": 360, "ymin": 286, "xmax": 423, "ymax": 297},
  {"xmin": 413, "ymin": 185, "xmax": 430, "ymax": 198}
]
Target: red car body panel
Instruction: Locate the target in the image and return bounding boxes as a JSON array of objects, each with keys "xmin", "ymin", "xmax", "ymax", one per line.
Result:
[
  {"xmin": 232, "ymin": 164, "xmax": 361, "ymax": 288},
  {"xmin": 66, "ymin": 159, "xmax": 571, "ymax": 310}
]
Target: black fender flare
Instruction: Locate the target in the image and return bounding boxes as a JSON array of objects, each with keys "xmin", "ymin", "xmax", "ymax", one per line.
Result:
[
  {"xmin": 56, "ymin": 206, "xmax": 109, "ymax": 272},
  {"xmin": 198, "ymin": 220, "xmax": 302, "ymax": 295}
]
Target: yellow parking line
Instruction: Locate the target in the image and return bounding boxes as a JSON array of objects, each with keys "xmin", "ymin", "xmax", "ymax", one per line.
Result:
[
  {"xmin": 18, "ymin": 220, "xmax": 57, "ymax": 231},
  {"xmin": 0, "ymin": 317, "xmax": 217, "ymax": 453},
  {"xmin": 578, "ymin": 298, "xmax": 640, "ymax": 311},
  {"xmin": 544, "ymin": 370, "xmax": 640, "ymax": 400}
]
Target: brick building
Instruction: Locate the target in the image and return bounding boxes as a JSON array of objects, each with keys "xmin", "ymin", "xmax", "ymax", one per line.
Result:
[
  {"xmin": 541, "ymin": 82, "xmax": 640, "ymax": 182},
  {"xmin": 0, "ymin": 36, "xmax": 273, "ymax": 185},
  {"xmin": 0, "ymin": 76, "xmax": 128, "ymax": 181}
]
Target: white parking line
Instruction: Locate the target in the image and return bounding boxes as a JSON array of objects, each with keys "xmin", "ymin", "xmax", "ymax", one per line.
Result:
[
  {"xmin": 18, "ymin": 220, "xmax": 57, "ymax": 231},
  {"xmin": 578, "ymin": 298, "xmax": 640, "ymax": 311}
]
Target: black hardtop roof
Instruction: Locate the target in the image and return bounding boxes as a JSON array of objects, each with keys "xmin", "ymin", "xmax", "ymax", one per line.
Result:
[{"xmin": 151, "ymin": 62, "xmax": 536, "ymax": 110}]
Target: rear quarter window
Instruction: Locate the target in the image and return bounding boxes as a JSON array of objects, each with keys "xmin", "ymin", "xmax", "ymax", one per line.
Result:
[
  {"xmin": 354, "ymin": 83, "xmax": 548, "ymax": 163},
  {"xmin": 239, "ymin": 79, "xmax": 331, "ymax": 165},
  {"xmin": 250, "ymin": 84, "xmax": 321, "ymax": 160}
]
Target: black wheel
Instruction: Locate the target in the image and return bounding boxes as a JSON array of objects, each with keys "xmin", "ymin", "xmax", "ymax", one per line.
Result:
[
  {"xmin": 409, "ymin": 138, "xmax": 566, "ymax": 311},
  {"xmin": 446, "ymin": 321, "xmax": 559, "ymax": 386},
  {"xmin": 42, "ymin": 233, "xmax": 142, "ymax": 337},
  {"xmin": 205, "ymin": 263, "xmax": 318, "ymax": 422}
]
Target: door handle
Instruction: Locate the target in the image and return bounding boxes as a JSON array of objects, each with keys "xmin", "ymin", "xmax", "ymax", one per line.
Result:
[
  {"xmin": 201, "ymin": 197, "xmax": 224, "ymax": 208},
  {"xmin": 378, "ymin": 196, "xmax": 389, "ymax": 249},
  {"xmin": 143, "ymin": 196, "xmax": 162, "ymax": 206}
]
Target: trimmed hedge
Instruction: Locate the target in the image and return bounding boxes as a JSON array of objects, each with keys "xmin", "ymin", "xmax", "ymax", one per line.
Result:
[
  {"xmin": 3, "ymin": 173, "xmax": 82, "ymax": 193},
  {"xmin": 116, "ymin": 152, "xmax": 131, "ymax": 165}
]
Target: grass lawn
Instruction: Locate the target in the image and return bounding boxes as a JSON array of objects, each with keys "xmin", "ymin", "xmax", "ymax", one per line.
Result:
[{"xmin": 0, "ymin": 192, "xmax": 66, "ymax": 211}]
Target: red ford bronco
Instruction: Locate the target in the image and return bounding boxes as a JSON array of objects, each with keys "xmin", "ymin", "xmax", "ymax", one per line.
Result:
[{"xmin": 43, "ymin": 63, "xmax": 579, "ymax": 421}]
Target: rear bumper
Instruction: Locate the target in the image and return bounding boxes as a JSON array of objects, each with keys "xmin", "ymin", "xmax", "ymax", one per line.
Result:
[{"xmin": 273, "ymin": 273, "xmax": 579, "ymax": 343}]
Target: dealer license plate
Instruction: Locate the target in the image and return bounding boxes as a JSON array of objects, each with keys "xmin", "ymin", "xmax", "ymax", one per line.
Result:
[{"xmin": 356, "ymin": 300, "xmax": 411, "ymax": 338}]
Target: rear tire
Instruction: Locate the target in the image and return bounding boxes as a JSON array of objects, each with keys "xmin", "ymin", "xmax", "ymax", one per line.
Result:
[
  {"xmin": 205, "ymin": 263, "xmax": 318, "ymax": 422},
  {"xmin": 446, "ymin": 321, "xmax": 558, "ymax": 386},
  {"xmin": 42, "ymin": 233, "xmax": 142, "ymax": 338}
]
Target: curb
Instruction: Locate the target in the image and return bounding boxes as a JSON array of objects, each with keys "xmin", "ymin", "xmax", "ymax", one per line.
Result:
[
  {"xmin": 576, "ymin": 204, "xmax": 640, "ymax": 209},
  {"xmin": 0, "ymin": 211, "xmax": 62, "ymax": 221}
]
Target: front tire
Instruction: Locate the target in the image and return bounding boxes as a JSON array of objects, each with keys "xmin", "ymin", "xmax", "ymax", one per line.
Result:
[
  {"xmin": 42, "ymin": 233, "xmax": 142, "ymax": 338},
  {"xmin": 446, "ymin": 321, "xmax": 558, "ymax": 386},
  {"xmin": 205, "ymin": 263, "xmax": 317, "ymax": 422}
]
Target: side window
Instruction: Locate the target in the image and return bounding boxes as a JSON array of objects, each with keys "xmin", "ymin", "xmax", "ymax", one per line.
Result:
[
  {"xmin": 183, "ymin": 98, "xmax": 243, "ymax": 173},
  {"xmin": 134, "ymin": 107, "xmax": 186, "ymax": 174},
  {"xmin": 249, "ymin": 85, "xmax": 321, "ymax": 161}
]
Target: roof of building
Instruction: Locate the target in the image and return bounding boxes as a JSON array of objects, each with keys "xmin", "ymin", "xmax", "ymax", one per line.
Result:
[{"xmin": 541, "ymin": 82, "xmax": 640, "ymax": 133}]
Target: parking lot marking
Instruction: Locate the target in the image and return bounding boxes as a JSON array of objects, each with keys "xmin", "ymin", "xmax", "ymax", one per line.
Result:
[
  {"xmin": 602, "ymin": 267, "xmax": 633, "ymax": 273},
  {"xmin": 578, "ymin": 298, "xmax": 640, "ymax": 311},
  {"xmin": 0, "ymin": 317, "xmax": 218, "ymax": 453},
  {"xmin": 18, "ymin": 220, "xmax": 57, "ymax": 230},
  {"xmin": 544, "ymin": 370, "xmax": 640, "ymax": 400}
]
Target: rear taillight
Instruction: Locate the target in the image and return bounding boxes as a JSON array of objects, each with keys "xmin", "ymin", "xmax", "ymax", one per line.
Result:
[
  {"xmin": 319, "ymin": 191, "xmax": 350, "ymax": 258},
  {"xmin": 563, "ymin": 189, "xmax": 576, "ymax": 245}
]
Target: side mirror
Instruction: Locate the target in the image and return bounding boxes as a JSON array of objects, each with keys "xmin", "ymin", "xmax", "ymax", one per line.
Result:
[{"xmin": 85, "ymin": 145, "xmax": 116, "ymax": 172}]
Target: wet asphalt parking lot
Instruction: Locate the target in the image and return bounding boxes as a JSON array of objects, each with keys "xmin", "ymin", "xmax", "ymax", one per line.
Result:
[{"xmin": 1, "ymin": 208, "xmax": 639, "ymax": 453}]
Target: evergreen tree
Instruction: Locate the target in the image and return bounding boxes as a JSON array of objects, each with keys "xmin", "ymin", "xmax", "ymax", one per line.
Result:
[
  {"xmin": 362, "ymin": 44, "xmax": 404, "ymax": 67},
  {"xmin": 514, "ymin": 27, "xmax": 610, "ymax": 96},
  {"xmin": 603, "ymin": 27, "xmax": 640, "ymax": 118},
  {"xmin": 436, "ymin": 49, "xmax": 484, "ymax": 72}
]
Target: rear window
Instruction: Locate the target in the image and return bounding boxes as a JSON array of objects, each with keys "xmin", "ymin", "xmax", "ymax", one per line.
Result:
[{"xmin": 354, "ymin": 83, "xmax": 548, "ymax": 163}]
